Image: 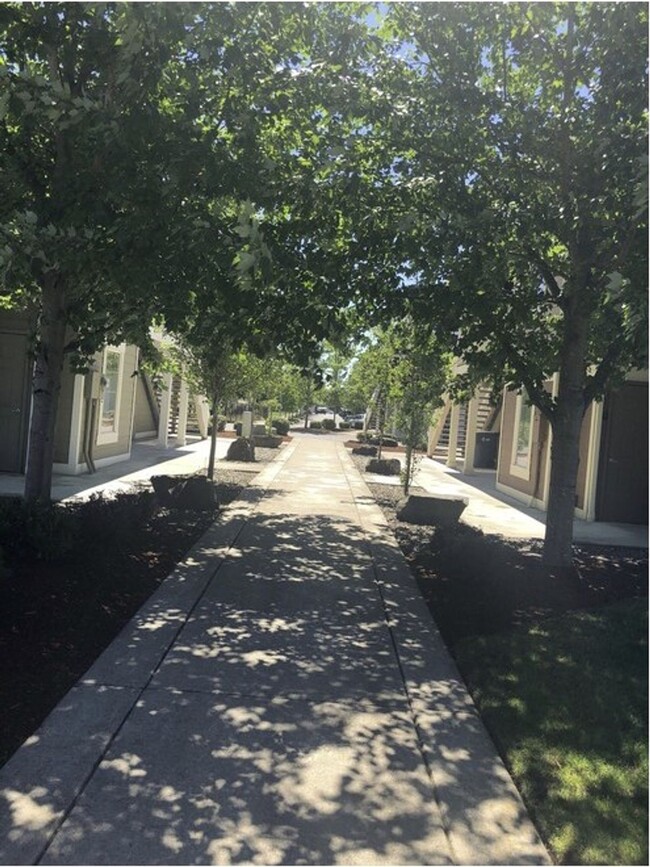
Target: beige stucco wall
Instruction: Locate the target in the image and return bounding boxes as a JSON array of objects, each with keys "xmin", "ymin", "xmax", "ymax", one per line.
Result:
[
  {"xmin": 133, "ymin": 374, "xmax": 158, "ymax": 437},
  {"xmin": 498, "ymin": 390, "xmax": 550, "ymax": 500},
  {"xmin": 53, "ymin": 360, "xmax": 76, "ymax": 464}
]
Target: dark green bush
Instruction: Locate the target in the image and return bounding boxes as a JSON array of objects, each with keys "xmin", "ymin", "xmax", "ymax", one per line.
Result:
[
  {"xmin": 0, "ymin": 490, "xmax": 157, "ymax": 565},
  {"xmin": 339, "ymin": 421, "xmax": 351, "ymax": 430},
  {"xmin": 70, "ymin": 491, "xmax": 156, "ymax": 548},
  {"xmin": 356, "ymin": 431, "xmax": 369, "ymax": 442},
  {"xmin": 309, "ymin": 420, "xmax": 322, "ymax": 429},
  {"xmin": 272, "ymin": 418, "xmax": 290, "ymax": 436},
  {"xmin": 0, "ymin": 498, "xmax": 74, "ymax": 562},
  {"xmin": 322, "ymin": 418, "xmax": 336, "ymax": 431}
]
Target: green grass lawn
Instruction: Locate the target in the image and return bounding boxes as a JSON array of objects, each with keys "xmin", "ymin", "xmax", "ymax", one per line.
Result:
[{"xmin": 454, "ymin": 598, "xmax": 648, "ymax": 865}]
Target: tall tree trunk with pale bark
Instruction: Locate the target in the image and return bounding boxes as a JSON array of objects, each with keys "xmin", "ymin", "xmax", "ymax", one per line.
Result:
[
  {"xmin": 24, "ymin": 274, "xmax": 67, "ymax": 502},
  {"xmin": 207, "ymin": 391, "xmax": 219, "ymax": 481},
  {"xmin": 542, "ymin": 293, "xmax": 590, "ymax": 573}
]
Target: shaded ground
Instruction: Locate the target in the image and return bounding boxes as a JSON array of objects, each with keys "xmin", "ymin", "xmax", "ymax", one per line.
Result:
[
  {"xmin": 366, "ymin": 481, "xmax": 648, "ymax": 646},
  {"xmin": 0, "ymin": 460, "xmax": 272, "ymax": 769},
  {"xmin": 365, "ymin": 479, "xmax": 648, "ymax": 865}
]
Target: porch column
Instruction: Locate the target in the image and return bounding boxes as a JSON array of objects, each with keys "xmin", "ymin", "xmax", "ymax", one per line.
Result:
[
  {"xmin": 446, "ymin": 403, "xmax": 461, "ymax": 469},
  {"xmin": 175, "ymin": 380, "xmax": 189, "ymax": 447},
  {"xmin": 462, "ymin": 393, "xmax": 480, "ymax": 474},
  {"xmin": 157, "ymin": 372, "xmax": 173, "ymax": 447},
  {"xmin": 194, "ymin": 395, "xmax": 209, "ymax": 439}
]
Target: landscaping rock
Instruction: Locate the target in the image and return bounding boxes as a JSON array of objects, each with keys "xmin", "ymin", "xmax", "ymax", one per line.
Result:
[
  {"xmin": 368, "ymin": 435, "xmax": 399, "ymax": 448},
  {"xmin": 252, "ymin": 434, "xmax": 283, "ymax": 449},
  {"xmin": 366, "ymin": 457, "xmax": 401, "ymax": 476},
  {"xmin": 397, "ymin": 492, "xmax": 468, "ymax": 526},
  {"xmin": 226, "ymin": 437, "xmax": 256, "ymax": 462},
  {"xmin": 174, "ymin": 477, "xmax": 216, "ymax": 510},
  {"xmin": 352, "ymin": 445, "xmax": 378, "ymax": 457},
  {"xmin": 150, "ymin": 474, "xmax": 175, "ymax": 505},
  {"xmin": 151, "ymin": 475, "xmax": 216, "ymax": 510}
]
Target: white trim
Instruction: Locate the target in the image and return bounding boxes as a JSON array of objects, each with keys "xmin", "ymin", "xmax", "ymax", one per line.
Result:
[
  {"xmin": 67, "ymin": 374, "xmax": 86, "ymax": 468},
  {"xmin": 96, "ymin": 345, "xmax": 126, "ymax": 445},
  {"xmin": 462, "ymin": 394, "xmax": 479, "ymax": 474},
  {"xmin": 496, "ymin": 478, "xmax": 547, "ymax": 512},
  {"xmin": 157, "ymin": 371, "xmax": 173, "ymax": 446},
  {"xmin": 541, "ymin": 373, "xmax": 559, "ymax": 510},
  {"xmin": 90, "ymin": 451, "xmax": 133, "ymax": 470},
  {"xmin": 53, "ymin": 450, "xmax": 133, "ymax": 476},
  {"xmin": 53, "ymin": 460, "xmax": 83, "ymax": 475},
  {"xmin": 175, "ymin": 379, "xmax": 189, "ymax": 447},
  {"xmin": 582, "ymin": 399, "xmax": 604, "ymax": 522},
  {"xmin": 127, "ymin": 347, "xmax": 139, "ymax": 450},
  {"xmin": 509, "ymin": 392, "xmax": 534, "ymax": 480}
]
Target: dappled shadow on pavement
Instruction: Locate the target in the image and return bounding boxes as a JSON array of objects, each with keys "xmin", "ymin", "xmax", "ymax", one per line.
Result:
[{"xmin": 0, "ymin": 509, "xmax": 548, "ymax": 865}]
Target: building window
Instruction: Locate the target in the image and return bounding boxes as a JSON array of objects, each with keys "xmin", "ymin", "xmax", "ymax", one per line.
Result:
[
  {"xmin": 97, "ymin": 346, "xmax": 124, "ymax": 444},
  {"xmin": 510, "ymin": 391, "xmax": 534, "ymax": 479}
]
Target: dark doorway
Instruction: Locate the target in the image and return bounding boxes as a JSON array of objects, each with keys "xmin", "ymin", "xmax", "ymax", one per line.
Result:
[
  {"xmin": 596, "ymin": 382, "xmax": 648, "ymax": 524},
  {"xmin": 0, "ymin": 332, "xmax": 31, "ymax": 473}
]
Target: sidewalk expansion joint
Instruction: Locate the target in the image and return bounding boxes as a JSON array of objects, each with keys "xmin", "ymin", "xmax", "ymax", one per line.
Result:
[
  {"xmin": 34, "ymin": 447, "xmax": 294, "ymax": 865},
  {"xmin": 336, "ymin": 444, "xmax": 462, "ymax": 866}
]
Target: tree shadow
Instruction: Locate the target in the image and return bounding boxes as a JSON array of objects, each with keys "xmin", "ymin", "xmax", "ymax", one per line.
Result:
[{"xmin": 0, "ymin": 511, "xmax": 547, "ymax": 865}]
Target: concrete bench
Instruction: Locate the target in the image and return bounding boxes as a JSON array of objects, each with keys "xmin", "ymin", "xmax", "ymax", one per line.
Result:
[{"xmin": 397, "ymin": 493, "xmax": 468, "ymax": 526}]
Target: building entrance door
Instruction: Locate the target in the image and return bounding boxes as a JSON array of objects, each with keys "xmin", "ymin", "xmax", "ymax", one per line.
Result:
[
  {"xmin": 0, "ymin": 332, "xmax": 31, "ymax": 473},
  {"xmin": 596, "ymin": 382, "xmax": 648, "ymax": 524}
]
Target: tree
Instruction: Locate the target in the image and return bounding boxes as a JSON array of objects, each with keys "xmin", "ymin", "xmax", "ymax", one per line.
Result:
[
  {"xmin": 0, "ymin": 3, "xmax": 221, "ymax": 499},
  {"xmin": 379, "ymin": 2, "xmax": 648, "ymax": 571},
  {"xmin": 0, "ymin": 3, "xmax": 383, "ymax": 499},
  {"xmin": 388, "ymin": 320, "xmax": 449, "ymax": 494}
]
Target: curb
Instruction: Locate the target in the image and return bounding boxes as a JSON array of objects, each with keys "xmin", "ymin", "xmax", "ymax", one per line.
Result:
[
  {"xmin": 0, "ymin": 443, "xmax": 297, "ymax": 866},
  {"xmin": 338, "ymin": 444, "xmax": 551, "ymax": 866}
]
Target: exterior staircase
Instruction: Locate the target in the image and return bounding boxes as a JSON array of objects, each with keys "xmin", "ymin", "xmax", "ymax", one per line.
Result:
[{"xmin": 430, "ymin": 387, "xmax": 501, "ymax": 462}]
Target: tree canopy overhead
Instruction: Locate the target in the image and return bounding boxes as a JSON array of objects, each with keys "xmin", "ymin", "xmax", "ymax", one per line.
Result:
[
  {"xmin": 0, "ymin": 1, "xmax": 646, "ymax": 572},
  {"xmin": 371, "ymin": 1, "xmax": 648, "ymax": 568}
]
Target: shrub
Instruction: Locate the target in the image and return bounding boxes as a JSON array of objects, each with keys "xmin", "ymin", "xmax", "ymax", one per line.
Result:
[
  {"xmin": 0, "ymin": 498, "xmax": 74, "ymax": 562},
  {"xmin": 272, "ymin": 418, "xmax": 290, "ymax": 436},
  {"xmin": 309, "ymin": 420, "xmax": 322, "ymax": 429},
  {"xmin": 71, "ymin": 491, "xmax": 157, "ymax": 548},
  {"xmin": 338, "ymin": 421, "xmax": 351, "ymax": 430},
  {"xmin": 356, "ymin": 431, "xmax": 369, "ymax": 442},
  {"xmin": 322, "ymin": 418, "xmax": 336, "ymax": 431}
]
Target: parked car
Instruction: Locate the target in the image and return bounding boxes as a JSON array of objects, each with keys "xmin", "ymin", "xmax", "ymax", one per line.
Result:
[{"xmin": 348, "ymin": 413, "xmax": 366, "ymax": 429}]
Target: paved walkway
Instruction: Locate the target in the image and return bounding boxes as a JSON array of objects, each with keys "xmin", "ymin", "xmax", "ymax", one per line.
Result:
[
  {"xmin": 0, "ymin": 437, "xmax": 238, "ymax": 502},
  {"xmin": 0, "ymin": 435, "xmax": 550, "ymax": 865},
  {"xmin": 365, "ymin": 452, "xmax": 648, "ymax": 548}
]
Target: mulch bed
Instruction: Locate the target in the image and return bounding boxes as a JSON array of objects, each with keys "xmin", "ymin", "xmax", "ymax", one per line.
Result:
[
  {"xmin": 365, "ymin": 481, "xmax": 648, "ymax": 649},
  {"xmin": 0, "ymin": 462, "xmax": 271, "ymax": 769}
]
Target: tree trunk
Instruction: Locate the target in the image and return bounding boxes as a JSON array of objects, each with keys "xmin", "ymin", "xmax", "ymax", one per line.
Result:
[
  {"xmin": 542, "ymin": 297, "xmax": 590, "ymax": 573},
  {"xmin": 207, "ymin": 396, "xmax": 218, "ymax": 481},
  {"xmin": 24, "ymin": 274, "xmax": 67, "ymax": 502},
  {"xmin": 403, "ymin": 441, "xmax": 413, "ymax": 494}
]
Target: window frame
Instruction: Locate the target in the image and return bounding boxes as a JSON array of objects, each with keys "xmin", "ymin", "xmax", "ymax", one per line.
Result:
[
  {"xmin": 509, "ymin": 391, "xmax": 535, "ymax": 480},
  {"xmin": 96, "ymin": 344, "xmax": 125, "ymax": 445}
]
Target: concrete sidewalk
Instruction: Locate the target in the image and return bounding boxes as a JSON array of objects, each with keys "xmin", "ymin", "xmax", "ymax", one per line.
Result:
[
  {"xmin": 0, "ymin": 434, "xmax": 550, "ymax": 866},
  {"xmin": 364, "ymin": 450, "xmax": 648, "ymax": 548},
  {"xmin": 0, "ymin": 436, "xmax": 237, "ymax": 503}
]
